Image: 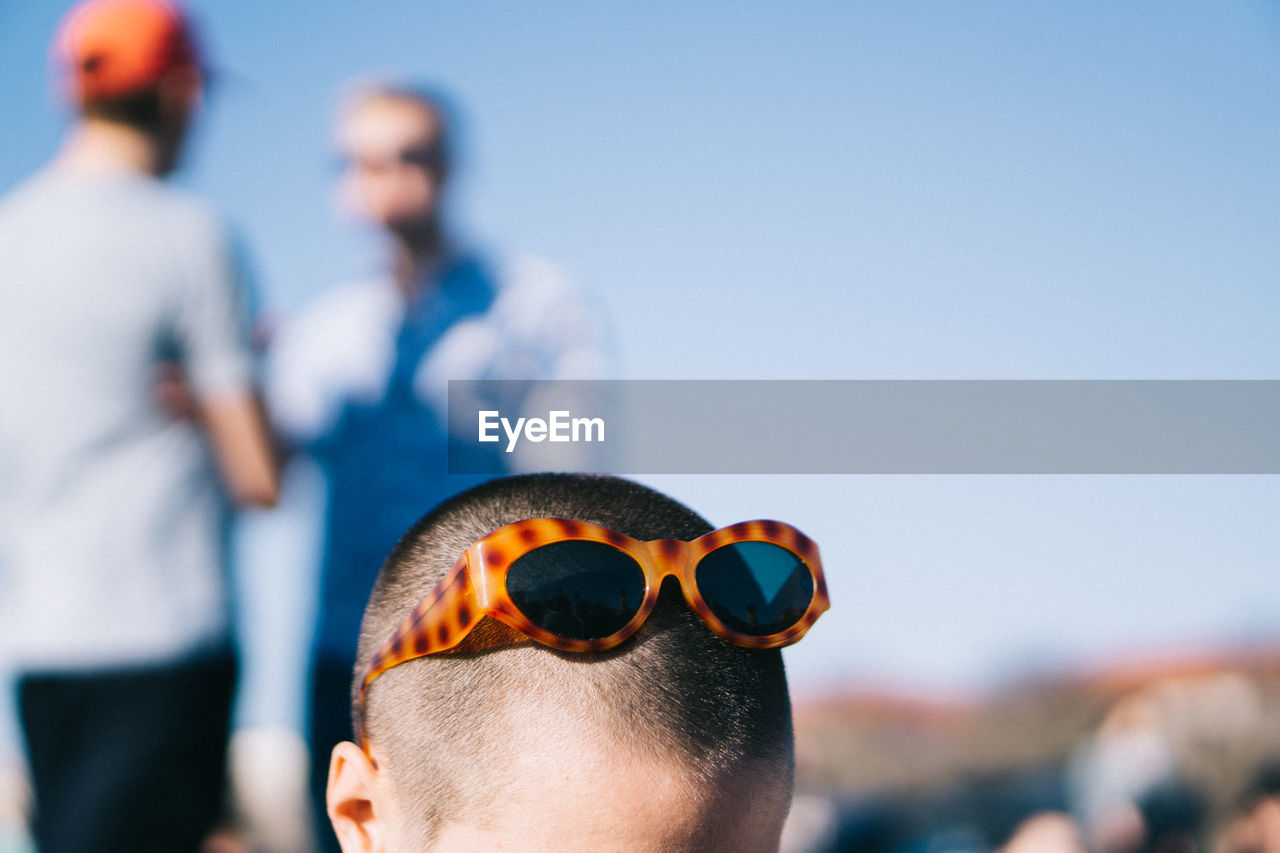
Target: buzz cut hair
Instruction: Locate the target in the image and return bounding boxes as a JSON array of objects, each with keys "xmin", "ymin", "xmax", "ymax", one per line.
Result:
[{"xmin": 352, "ymin": 473, "xmax": 795, "ymax": 846}]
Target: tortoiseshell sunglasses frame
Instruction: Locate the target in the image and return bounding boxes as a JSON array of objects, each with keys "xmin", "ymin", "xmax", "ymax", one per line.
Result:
[{"xmin": 359, "ymin": 518, "xmax": 829, "ymax": 704}]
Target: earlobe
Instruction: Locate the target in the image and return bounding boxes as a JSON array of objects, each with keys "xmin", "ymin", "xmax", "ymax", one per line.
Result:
[{"xmin": 327, "ymin": 740, "xmax": 386, "ymax": 853}]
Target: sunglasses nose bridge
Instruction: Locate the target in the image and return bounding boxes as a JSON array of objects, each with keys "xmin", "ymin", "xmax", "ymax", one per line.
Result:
[{"xmin": 638, "ymin": 538, "xmax": 698, "ymax": 593}]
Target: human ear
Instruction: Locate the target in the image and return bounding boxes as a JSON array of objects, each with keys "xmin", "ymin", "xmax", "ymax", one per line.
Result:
[{"xmin": 327, "ymin": 740, "xmax": 386, "ymax": 853}]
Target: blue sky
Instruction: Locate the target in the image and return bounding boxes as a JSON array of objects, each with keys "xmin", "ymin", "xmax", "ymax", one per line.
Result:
[{"xmin": 2, "ymin": 1, "xmax": 1278, "ymax": 736}]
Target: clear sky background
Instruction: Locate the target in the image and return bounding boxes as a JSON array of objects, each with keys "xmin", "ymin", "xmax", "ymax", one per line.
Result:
[{"xmin": 1, "ymin": 1, "xmax": 1278, "ymax": 741}]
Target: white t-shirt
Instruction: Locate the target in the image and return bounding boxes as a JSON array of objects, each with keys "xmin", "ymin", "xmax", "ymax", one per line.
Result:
[
  {"xmin": 268, "ymin": 253, "xmax": 610, "ymax": 451},
  {"xmin": 0, "ymin": 168, "xmax": 256, "ymax": 671}
]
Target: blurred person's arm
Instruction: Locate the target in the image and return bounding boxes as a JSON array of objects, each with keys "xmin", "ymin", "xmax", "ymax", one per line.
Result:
[
  {"xmin": 200, "ymin": 391, "xmax": 278, "ymax": 508},
  {"xmin": 261, "ymin": 282, "xmax": 391, "ymax": 452},
  {"xmin": 171, "ymin": 215, "xmax": 280, "ymax": 506}
]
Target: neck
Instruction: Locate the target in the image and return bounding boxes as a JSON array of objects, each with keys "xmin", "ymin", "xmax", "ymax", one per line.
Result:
[
  {"xmin": 54, "ymin": 119, "xmax": 167, "ymax": 177},
  {"xmin": 391, "ymin": 220, "xmax": 445, "ymax": 298}
]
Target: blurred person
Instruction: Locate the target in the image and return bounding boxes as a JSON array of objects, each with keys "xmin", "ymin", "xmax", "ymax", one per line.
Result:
[
  {"xmin": 1068, "ymin": 693, "xmax": 1180, "ymax": 852},
  {"xmin": 1068, "ymin": 690, "xmax": 1215, "ymax": 853},
  {"xmin": 0, "ymin": 1, "xmax": 277, "ymax": 851},
  {"xmin": 998, "ymin": 812, "xmax": 1088, "ymax": 853},
  {"xmin": 0, "ymin": 759, "xmax": 30, "ymax": 853},
  {"xmin": 1134, "ymin": 779, "xmax": 1207, "ymax": 853},
  {"xmin": 265, "ymin": 83, "xmax": 607, "ymax": 850},
  {"xmin": 1217, "ymin": 762, "xmax": 1280, "ymax": 853},
  {"xmin": 326, "ymin": 473, "xmax": 828, "ymax": 852}
]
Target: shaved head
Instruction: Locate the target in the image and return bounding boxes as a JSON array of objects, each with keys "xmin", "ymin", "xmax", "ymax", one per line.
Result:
[{"xmin": 340, "ymin": 474, "xmax": 795, "ymax": 852}]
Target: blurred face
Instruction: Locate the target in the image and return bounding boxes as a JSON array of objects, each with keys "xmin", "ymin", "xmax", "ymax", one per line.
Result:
[{"xmin": 337, "ymin": 97, "xmax": 445, "ymax": 233}]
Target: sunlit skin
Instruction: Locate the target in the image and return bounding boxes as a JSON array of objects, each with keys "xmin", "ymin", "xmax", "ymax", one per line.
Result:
[
  {"xmin": 328, "ymin": 690, "xmax": 791, "ymax": 853},
  {"xmin": 1000, "ymin": 812, "xmax": 1087, "ymax": 853},
  {"xmin": 1219, "ymin": 797, "xmax": 1280, "ymax": 853}
]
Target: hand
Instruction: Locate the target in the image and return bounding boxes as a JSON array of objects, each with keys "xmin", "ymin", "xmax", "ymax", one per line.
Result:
[{"xmin": 153, "ymin": 360, "xmax": 197, "ymax": 420}]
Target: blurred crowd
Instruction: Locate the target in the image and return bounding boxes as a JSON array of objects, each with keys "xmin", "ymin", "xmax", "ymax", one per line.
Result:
[{"xmin": 783, "ymin": 670, "xmax": 1280, "ymax": 853}]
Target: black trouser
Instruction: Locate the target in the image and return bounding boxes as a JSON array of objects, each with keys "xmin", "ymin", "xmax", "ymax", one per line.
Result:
[{"xmin": 18, "ymin": 647, "xmax": 237, "ymax": 853}]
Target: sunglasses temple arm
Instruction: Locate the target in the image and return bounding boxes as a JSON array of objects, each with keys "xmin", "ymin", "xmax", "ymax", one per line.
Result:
[{"xmin": 358, "ymin": 557, "xmax": 475, "ymax": 705}]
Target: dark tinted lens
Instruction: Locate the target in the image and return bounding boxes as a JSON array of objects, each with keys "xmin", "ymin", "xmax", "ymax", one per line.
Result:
[
  {"xmin": 506, "ymin": 541, "xmax": 645, "ymax": 641},
  {"xmin": 695, "ymin": 542, "xmax": 813, "ymax": 636}
]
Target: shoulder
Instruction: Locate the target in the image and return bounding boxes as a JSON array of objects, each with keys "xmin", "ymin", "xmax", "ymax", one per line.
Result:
[
  {"xmin": 134, "ymin": 178, "xmax": 218, "ymax": 219},
  {"xmin": 265, "ymin": 277, "xmax": 400, "ymax": 435},
  {"xmin": 4, "ymin": 171, "xmax": 232, "ymax": 255},
  {"xmin": 0, "ymin": 172, "xmax": 51, "ymax": 220},
  {"xmin": 132, "ymin": 180, "xmax": 230, "ymax": 246},
  {"xmin": 280, "ymin": 278, "xmax": 399, "ymax": 351},
  {"xmin": 429, "ymin": 249, "xmax": 611, "ymax": 380},
  {"xmin": 24, "ymin": 170, "xmax": 225, "ymax": 226},
  {"xmin": 482, "ymin": 251, "xmax": 602, "ymax": 338},
  {"xmin": 491, "ymin": 252, "xmax": 578, "ymax": 308},
  {"xmin": 0, "ymin": 172, "xmax": 237, "ymax": 297}
]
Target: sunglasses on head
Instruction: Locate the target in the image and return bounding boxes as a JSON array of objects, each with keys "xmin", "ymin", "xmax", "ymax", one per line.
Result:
[{"xmin": 359, "ymin": 518, "xmax": 830, "ymax": 703}]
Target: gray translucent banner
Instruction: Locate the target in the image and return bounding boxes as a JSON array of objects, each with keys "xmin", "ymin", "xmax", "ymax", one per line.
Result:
[{"xmin": 447, "ymin": 380, "xmax": 1280, "ymax": 474}]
